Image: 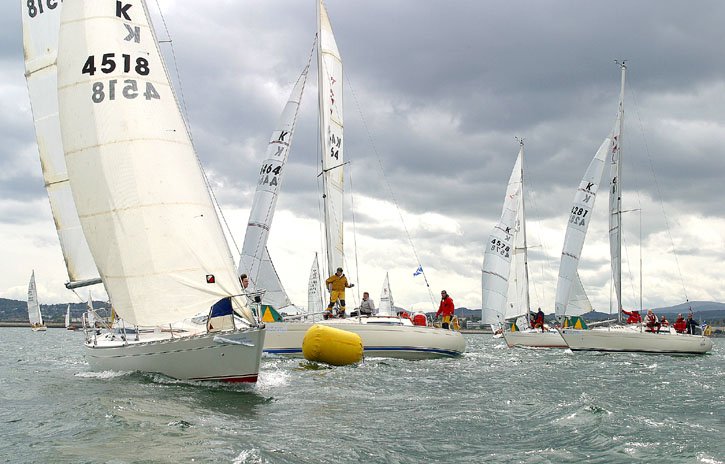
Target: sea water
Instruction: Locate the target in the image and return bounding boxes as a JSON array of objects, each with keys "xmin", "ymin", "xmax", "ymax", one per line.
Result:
[{"xmin": 0, "ymin": 328, "xmax": 722, "ymax": 463}]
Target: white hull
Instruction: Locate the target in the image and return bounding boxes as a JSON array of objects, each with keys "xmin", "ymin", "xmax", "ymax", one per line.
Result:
[
  {"xmin": 558, "ymin": 326, "xmax": 713, "ymax": 354},
  {"xmin": 85, "ymin": 328, "xmax": 265, "ymax": 382},
  {"xmin": 502, "ymin": 329, "xmax": 567, "ymax": 349},
  {"xmin": 31, "ymin": 325, "xmax": 47, "ymax": 332},
  {"xmin": 264, "ymin": 319, "xmax": 465, "ymax": 359}
]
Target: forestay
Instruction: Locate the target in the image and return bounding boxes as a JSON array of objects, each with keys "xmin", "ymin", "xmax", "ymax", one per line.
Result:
[
  {"xmin": 554, "ymin": 138, "xmax": 611, "ymax": 318},
  {"xmin": 239, "ymin": 66, "xmax": 309, "ymax": 311},
  {"xmin": 56, "ymin": 1, "xmax": 253, "ymax": 327},
  {"xmin": 22, "ymin": 1, "xmax": 99, "ymax": 287},
  {"xmin": 481, "ymin": 147, "xmax": 523, "ymax": 328},
  {"xmin": 317, "ymin": 0, "xmax": 345, "ymax": 276}
]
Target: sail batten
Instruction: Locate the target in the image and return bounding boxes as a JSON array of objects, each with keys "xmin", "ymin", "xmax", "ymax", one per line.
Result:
[{"xmin": 57, "ymin": 1, "xmax": 252, "ymax": 327}]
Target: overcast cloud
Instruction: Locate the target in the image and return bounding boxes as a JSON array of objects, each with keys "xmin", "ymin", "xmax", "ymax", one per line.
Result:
[{"xmin": 1, "ymin": 0, "xmax": 724, "ymax": 313}]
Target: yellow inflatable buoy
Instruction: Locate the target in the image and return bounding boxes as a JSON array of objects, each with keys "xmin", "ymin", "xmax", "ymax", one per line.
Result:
[{"xmin": 302, "ymin": 324, "xmax": 363, "ymax": 366}]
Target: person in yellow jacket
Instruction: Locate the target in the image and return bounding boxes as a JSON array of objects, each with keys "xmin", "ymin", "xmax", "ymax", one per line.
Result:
[{"xmin": 325, "ymin": 267, "xmax": 354, "ymax": 318}]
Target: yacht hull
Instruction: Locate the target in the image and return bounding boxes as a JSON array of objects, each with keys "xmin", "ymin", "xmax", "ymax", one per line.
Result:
[
  {"xmin": 502, "ymin": 329, "xmax": 567, "ymax": 349},
  {"xmin": 85, "ymin": 328, "xmax": 266, "ymax": 382},
  {"xmin": 558, "ymin": 326, "xmax": 713, "ymax": 354},
  {"xmin": 264, "ymin": 320, "xmax": 465, "ymax": 359}
]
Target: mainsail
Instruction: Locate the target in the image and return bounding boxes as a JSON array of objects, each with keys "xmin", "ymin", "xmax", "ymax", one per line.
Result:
[
  {"xmin": 481, "ymin": 146, "xmax": 524, "ymax": 328},
  {"xmin": 554, "ymin": 138, "xmax": 611, "ymax": 318},
  {"xmin": 21, "ymin": 1, "xmax": 99, "ymax": 288},
  {"xmin": 317, "ymin": 0, "xmax": 345, "ymax": 276},
  {"xmin": 608, "ymin": 63, "xmax": 626, "ymax": 316},
  {"xmin": 27, "ymin": 271, "xmax": 43, "ymax": 327},
  {"xmin": 239, "ymin": 65, "xmax": 310, "ymax": 311},
  {"xmin": 56, "ymin": 0, "xmax": 253, "ymax": 327},
  {"xmin": 378, "ymin": 272, "xmax": 395, "ymax": 316}
]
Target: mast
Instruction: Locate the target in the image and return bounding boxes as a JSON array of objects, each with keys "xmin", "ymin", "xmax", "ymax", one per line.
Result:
[
  {"xmin": 609, "ymin": 61, "xmax": 626, "ymax": 321},
  {"xmin": 518, "ymin": 138, "xmax": 531, "ymax": 316}
]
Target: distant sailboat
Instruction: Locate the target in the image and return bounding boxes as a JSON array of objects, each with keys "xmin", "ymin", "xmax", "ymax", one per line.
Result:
[
  {"xmin": 28, "ymin": 271, "xmax": 46, "ymax": 332},
  {"xmin": 307, "ymin": 253, "xmax": 324, "ymax": 322},
  {"xmin": 64, "ymin": 304, "xmax": 76, "ymax": 331},
  {"xmin": 378, "ymin": 273, "xmax": 394, "ymax": 317},
  {"xmin": 557, "ymin": 63, "xmax": 712, "ymax": 354},
  {"xmin": 55, "ymin": 0, "xmax": 265, "ymax": 380}
]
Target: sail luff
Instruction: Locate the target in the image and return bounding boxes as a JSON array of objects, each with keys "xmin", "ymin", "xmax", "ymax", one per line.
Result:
[
  {"xmin": 520, "ymin": 144, "xmax": 531, "ymax": 317},
  {"xmin": 57, "ymin": 1, "xmax": 253, "ymax": 327},
  {"xmin": 238, "ymin": 65, "xmax": 309, "ymax": 308},
  {"xmin": 21, "ymin": 1, "xmax": 100, "ymax": 287},
  {"xmin": 554, "ymin": 138, "xmax": 611, "ymax": 317},
  {"xmin": 609, "ymin": 63, "xmax": 626, "ymax": 318},
  {"xmin": 481, "ymin": 147, "xmax": 524, "ymax": 328},
  {"xmin": 317, "ymin": 0, "xmax": 345, "ymax": 277}
]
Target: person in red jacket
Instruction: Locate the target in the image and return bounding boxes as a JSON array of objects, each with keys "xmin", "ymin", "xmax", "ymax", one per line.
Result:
[
  {"xmin": 436, "ymin": 290, "xmax": 455, "ymax": 329},
  {"xmin": 673, "ymin": 313, "xmax": 687, "ymax": 333},
  {"xmin": 622, "ymin": 309, "xmax": 642, "ymax": 324}
]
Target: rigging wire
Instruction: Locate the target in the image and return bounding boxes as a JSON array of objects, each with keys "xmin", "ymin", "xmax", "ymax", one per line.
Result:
[
  {"xmin": 347, "ymin": 166, "xmax": 362, "ymax": 305},
  {"xmin": 629, "ymin": 83, "xmax": 689, "ymax": 303},
  {"xmin": 344, "ymin": 73, "xmax": 437, "ymax": 308}
]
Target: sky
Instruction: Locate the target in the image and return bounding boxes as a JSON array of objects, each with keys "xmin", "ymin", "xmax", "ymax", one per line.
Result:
[{"xmin": 2, "ymin": 0, "xmax": 725, "ymax": 314}]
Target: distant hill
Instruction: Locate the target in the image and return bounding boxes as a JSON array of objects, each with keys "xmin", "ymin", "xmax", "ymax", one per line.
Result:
[{"xmin": 0, "ymin": 298, "xmax": 110, "ymax": 323}]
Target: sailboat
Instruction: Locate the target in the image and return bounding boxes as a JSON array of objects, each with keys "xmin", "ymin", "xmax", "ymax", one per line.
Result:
[
  {"xmin": 260, "ymin": 0, "xmax": 465, "ymax": 359},
  {"xmin": 480, "ymin": 142, "xmax": 567, "ymax": 348},
  {"xmin": 65, "ymin": 304, "xmax": 77, "ymax": 331},
  {"xmin": 54, "ymin": 0, "xmax": 265, "ymax": 380},
  {"xmin": 27, "ymin": 271, "xmax": 47, "ymax": 332},
  {"xmin": 557, "ymin": 63, "xmax": 712, "ymax": 354}
]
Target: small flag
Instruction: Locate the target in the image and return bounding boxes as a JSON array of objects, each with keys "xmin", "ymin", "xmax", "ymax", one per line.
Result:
[
  {"xmin": 206, "ymin": 274, "xmax": 216, "ymax": 284},
  {"xmin": 413, "ymin": 265, "xmax": 423, "ymax": 277}
]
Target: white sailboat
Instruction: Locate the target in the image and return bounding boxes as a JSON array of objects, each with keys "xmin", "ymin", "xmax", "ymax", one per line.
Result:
[
  {"xmin": 480, "ymin": 142, "xmax": 568, "ymax": 348},
  {"xmin": 65, "ymin": 304, "xmax": 75, "ymax": 330},
  {"xmin": 378, "ymin": 273, "xmax": 394, "ymax": 317},
  {"xmin": 557, "ymin": 63, "xmax": 712, "ymax": 354},
  {"xmin": 21, "ymin": 0, "xmax": 101, "ymax": 292},
  {"xmin": 28, "ymin": 271, "xmax": 46, "ymax": 332},
  {"xmin": 261, "ymin": 0, "xmax": 465, "ymax": 359},
  {"xmin": 55, "ymin": 0, "xmax": 265, "ymax": 380}
]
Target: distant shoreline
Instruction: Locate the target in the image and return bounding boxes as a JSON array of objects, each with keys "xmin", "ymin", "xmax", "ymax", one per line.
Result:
[{"xmin": 0, "ymin": 321, "xmax": 70, "ymax": 328}]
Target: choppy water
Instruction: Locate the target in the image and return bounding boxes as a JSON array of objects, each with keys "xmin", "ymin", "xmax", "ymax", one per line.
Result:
[{"xmin": 0, "ymin": 328, "xmax": 722, "ymax": 463}]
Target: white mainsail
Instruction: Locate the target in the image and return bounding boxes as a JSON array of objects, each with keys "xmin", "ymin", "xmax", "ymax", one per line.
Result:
[
  {"xmin": 56, "ymin": 1, "xmax": 254, "ymax": 327},
  {"xmin": 238, "ymin": 66, "xmax": 309, "ymax": 311},
  {"xmin": 378, "ymin": 272, "xmax": 395, "ymax": 316},
  {"xmin": 307, "ymin": 253, "xmax": 323, "ymax": 321},
  {"xmin": 27, "ymin": 271, "xmax": 43, "ymax": 327},
  {"xmin": 608, "ymin": 63, "xmax": 626, "ymax": 315},
  {"xmin": 318, "ymin": 0, "xmax": 345, "ymax": 276},
  {"xmin": 481, "ymin": 146, "xmax": 524, "ymax": 328},
  {"xmin": 21, "ymin": 1, "xmax": 99, "ymax": 288},
  {"xmin": 554, "ymin": 138, "xmax": 611, "ymax": 318}
]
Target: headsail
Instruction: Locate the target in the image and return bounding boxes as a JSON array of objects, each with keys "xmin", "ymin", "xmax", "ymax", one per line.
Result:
[
  {"xmin": 65, "ymin": 304, "xmax": 71, "ymax": 328},
  {"xmin": 378, "ymin": 272, "xmax": 395, "ymax": 316},
  {"xmin": 27, "ymin": 271, "xmax": 43, "ymax": 327},
  {"xmin": 554, "ymin": 138, "xmax": 611, "ymax": 318},
  {"xmin": 317, "ymin": 0, "xmax": 345, "ymax": 276},
  {"xmin": 239, "ymin": 65, "xmax": 310, "ymax": 311},
  {"xmin": 21, "ymin": 1, "xmax": 100, "ymax": 288},
  {"xmin": 57, "ymin": 1, "xmax": 253, "ymax": 327},
  {"xmin": 608, "ymin": 62, "xmax": 626, "ymax": 316},
  {"xmin": 307, "ymin": 253, "xmax": 323, "ymax": 321},
  {"xmin": 481, "ymin": 146, "xmax": 524, "ymax": 328}
]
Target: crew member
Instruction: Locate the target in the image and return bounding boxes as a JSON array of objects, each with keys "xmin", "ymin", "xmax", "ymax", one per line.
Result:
[
  {"xmin": 622, "ymin": 309, "xmax": 642, "ymax": 324},
  {"xmin": 436, "ymin": 290, "xmax": 455, "ymax": 329},
  {"xmin": 325, "ymin": 267, "xmax": 354, "ymax": 318}
]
